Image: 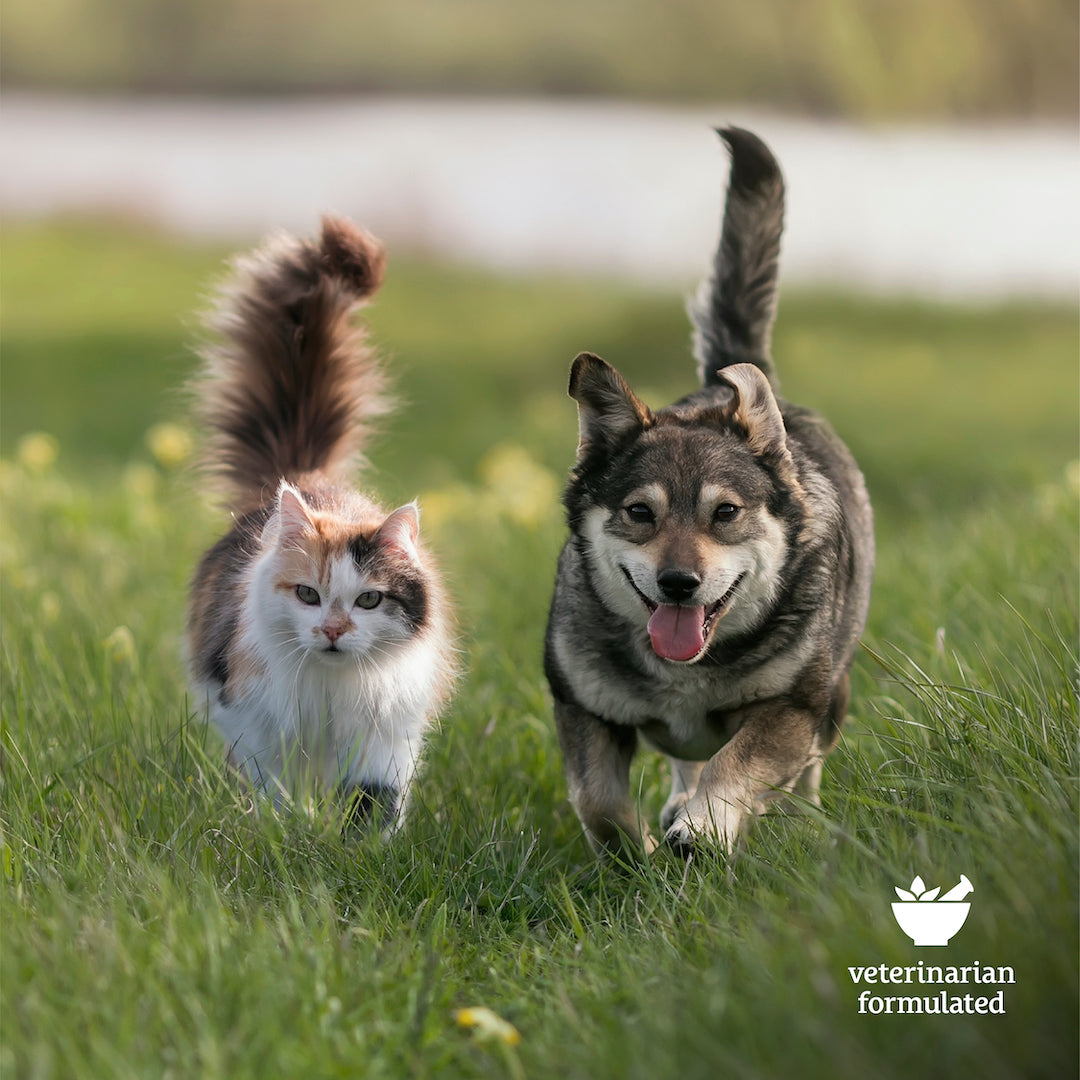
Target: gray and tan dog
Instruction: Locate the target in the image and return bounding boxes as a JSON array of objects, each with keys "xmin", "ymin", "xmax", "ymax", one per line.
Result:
[{"xmin": 544, "ymin": 128, "xmax": 874, "ymax": 858}]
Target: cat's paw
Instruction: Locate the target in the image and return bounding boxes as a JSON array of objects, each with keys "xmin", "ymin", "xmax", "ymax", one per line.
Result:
[{"xmin": 343, "ymin": 782, "xmax": 401, "ymax": 834}]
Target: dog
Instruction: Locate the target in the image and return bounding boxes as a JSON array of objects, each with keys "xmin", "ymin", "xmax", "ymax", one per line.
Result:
[{"xmin": 544, "ymin": 127, "xmax": 874, "ymax": 858}]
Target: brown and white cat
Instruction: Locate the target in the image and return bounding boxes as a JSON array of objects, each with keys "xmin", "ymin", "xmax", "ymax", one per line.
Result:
[{"xmin": 186, "ymin": 217, "xmax": 455, "ymax": 831}]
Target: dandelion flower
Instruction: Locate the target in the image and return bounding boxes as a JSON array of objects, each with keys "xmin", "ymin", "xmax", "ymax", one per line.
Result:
[
  {"xmin": 479, "ymin": 443, "xmax": 559, "ymax": 529},
  {"xmin": 16, "ymin": 432, "xmax": 59, "ymax": 473},
  {"xmin": 454, "ymin": 1006, "xmax": 521, "ymax": 1046},
  {"xmin": 145, "ymin": 423, "xmax": 192, "ymax": 469},
  {"xmin": 103, "ymin": 625, "xmax": 138, "ymax": 668}
]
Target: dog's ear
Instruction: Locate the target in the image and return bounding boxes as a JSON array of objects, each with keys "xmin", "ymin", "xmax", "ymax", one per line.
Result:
[
  {"xmin": 718, "ymin": 363, "xmax": 813, "ymax": 535},
  {"xmin": 716, "ymin": 363, "xmax": 788, "ymax": 458},
  {"xmin": 569, "ymin": 352, "xmax": 652, "ymax": 459}
]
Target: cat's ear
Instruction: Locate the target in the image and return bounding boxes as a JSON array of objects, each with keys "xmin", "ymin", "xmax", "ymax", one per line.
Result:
[
  {"xmin": 375, "ymin": 502, "xmax": 419, "ymax": 558},
  {"xmin": 275, "ymin": 482, "xmax": 315, "ymax": 544}
]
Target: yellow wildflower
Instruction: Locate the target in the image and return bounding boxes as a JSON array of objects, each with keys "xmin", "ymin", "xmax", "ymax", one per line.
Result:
[
  {"xmin": 454, "ymin": 1006, "xmax": 521, "ymax": 1046},
  {"xmin": 145, "ymin": 423, "xmax": 192, "ymax": 469},
  {"xmin": 478, "ymin": 443, "xmax": 559, "ymax": 529},
  {"xmin": 16, "ymin": 432, "xmax": 59, "ymax": 473},
  {"xmin": 103, "ymin": 625, "xmax": 138, "ymax": 668}
]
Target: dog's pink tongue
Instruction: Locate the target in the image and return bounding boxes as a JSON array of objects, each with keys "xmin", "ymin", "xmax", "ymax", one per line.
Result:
[{"xmin": 647, "ymin": 604, "xmax": 706, "ymax": 661}]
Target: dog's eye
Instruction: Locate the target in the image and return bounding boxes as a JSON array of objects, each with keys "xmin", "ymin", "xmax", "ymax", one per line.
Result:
[
  {"xmin": 624, "ymin": 503, "xmax": 655, "ymax": 524},
  {"xmin": 355, "ymin": 590, "xmax": 382, "ymax": 610},
  {"xmin": 713, "ymin": 503, "xmax": 740, "ymax": 523},
  {"xmin": 296, "ymin": 584, "xmax": 320, "ymax": 605}
]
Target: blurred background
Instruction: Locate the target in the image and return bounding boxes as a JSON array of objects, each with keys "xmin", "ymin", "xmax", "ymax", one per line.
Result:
[
  {"xmin": 1, "ymin": 0, "xmax": 1077, "ymax": 527},
  {"xmin": 3, "ymin": 0, "xmax": 1079, "ymax": 297},
  {"xmin": 4, "ymin": 0, "xmax": 1077, "ymax": 113},
  {"xmin": 2, "ymin": 0, "xmax": 1077, "ymax": 529},
  {"xmin": 1, "ymin": 0, "xmax": 1077, "ymax": 509}
]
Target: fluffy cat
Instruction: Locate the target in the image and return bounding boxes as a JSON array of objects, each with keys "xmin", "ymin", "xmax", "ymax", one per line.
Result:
[{"xmin": 186, "ymin": 216, "xmax": 456, "ymax": 831}]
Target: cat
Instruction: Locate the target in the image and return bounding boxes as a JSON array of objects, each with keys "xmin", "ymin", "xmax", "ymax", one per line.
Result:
[{"xmin": 185, "ymin": 216, "xmax": 456, "ymax": 832}]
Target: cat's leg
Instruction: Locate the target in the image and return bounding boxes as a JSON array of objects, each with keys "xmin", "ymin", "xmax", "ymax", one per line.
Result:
[
  {"xmin": 343, "ymin": 781, "xmax": 403, "ymax": 833},
  {"xmin": 341, "ymin": 731, "xmax": 421, "ymax": 836},
  {"xmin": 210, "ymin": 699, "xmax": 289, "ymax": 807}
]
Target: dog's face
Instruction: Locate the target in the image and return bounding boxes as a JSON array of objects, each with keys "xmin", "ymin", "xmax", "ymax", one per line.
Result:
[{"xmin": 566, "ymin": 353, "xmax": 804, "ymax": 664}]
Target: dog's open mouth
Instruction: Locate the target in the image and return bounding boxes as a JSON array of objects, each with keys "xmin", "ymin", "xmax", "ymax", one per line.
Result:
[{"xmin": 622, "ymin": 568, "xmax": 745, "ymax": 662}]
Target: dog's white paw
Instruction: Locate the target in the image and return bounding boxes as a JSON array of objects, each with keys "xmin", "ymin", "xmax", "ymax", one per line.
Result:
[{"xmin": 662, "ymin": 801, "xmax": 740, "ymax": 856}]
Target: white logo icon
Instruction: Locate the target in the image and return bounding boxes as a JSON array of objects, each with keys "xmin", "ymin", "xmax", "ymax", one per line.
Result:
[{"xmin": 891, "ymin": 874, "xmax": 974, "ymax": 946}]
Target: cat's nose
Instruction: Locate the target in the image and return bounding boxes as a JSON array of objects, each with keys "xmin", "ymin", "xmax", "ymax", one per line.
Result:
[{"xmin": 323, "ymin": 624, "xmax": 344, "ymax": 644}]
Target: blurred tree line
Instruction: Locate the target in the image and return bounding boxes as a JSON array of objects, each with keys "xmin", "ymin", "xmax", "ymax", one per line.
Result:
[{"xmin": 3, "ymin": 0, "xmax": 1076, "ymax": 120}]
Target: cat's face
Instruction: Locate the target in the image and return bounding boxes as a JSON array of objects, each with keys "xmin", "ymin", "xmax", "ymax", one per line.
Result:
[{"xmin": 258, "ymin": 485, "xmax": 429, "ymax": 664}]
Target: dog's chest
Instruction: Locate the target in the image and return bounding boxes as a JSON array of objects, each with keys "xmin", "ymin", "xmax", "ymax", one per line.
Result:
[
  {"xmin": 555, "ymin": 625, "xmax": 808, "ymax": 759},
  {"xmin": 560, "ymin": 638, "xmax": 729, "ymax": 724},
  {"xmin": 634, "ymin": 662, "xmax": 774, "ymax": 757},
  {"xmin": 637, "ymin": 696, "xmax": 743, "ymax": 759}
]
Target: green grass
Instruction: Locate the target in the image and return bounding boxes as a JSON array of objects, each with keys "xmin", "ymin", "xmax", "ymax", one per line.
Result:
[{"xmin": 1, "ymin": 220, "xmax": 1077, "ymax": 1079}]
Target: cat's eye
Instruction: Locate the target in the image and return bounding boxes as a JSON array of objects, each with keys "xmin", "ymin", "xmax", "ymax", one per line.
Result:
[
  {"xmin": 713, "ymin": 503, "xmax": 741, "ymax": 523},
  {"xmin": 624, "ymin": 503, "xmax": 655, "ymax": 525},
  {"xmin": 296, "ymin": 584, "xmax": 320, "ymax": 605},
  {"xmin": 355, "ymin": 590, "xmax": 382, "ymax": 610}
]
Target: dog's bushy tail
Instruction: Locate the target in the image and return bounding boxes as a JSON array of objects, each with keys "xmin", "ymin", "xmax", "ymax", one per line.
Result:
[
  {"xmin": 689, "ymin": 127, "xmax": 785, "ymax": 388},
  {"xmin": 193, "ymin": 216, "xmax": 390, "ymax": 512}
]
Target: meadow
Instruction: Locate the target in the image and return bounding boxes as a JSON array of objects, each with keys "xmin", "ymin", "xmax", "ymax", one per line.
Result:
[{"xmin": 1, "ymin": 219, "xmax": 1077, "ymax": 1079}]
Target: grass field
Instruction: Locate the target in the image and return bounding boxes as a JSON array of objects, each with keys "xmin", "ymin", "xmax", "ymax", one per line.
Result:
[{"xmin": 1, "ymin": 220, "xmax": 1077, "ymax": 1079}]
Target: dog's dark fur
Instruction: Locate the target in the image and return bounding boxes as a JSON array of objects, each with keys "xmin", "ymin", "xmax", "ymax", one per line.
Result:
[{"xmin": 544, "ymin": 128, "xmax": 874, "ymax": 857}]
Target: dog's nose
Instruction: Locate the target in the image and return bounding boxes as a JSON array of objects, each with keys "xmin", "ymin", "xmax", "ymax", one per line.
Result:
[{"xmin": 656, "ymin": 568, "xmax": 701, "ymax": 603}]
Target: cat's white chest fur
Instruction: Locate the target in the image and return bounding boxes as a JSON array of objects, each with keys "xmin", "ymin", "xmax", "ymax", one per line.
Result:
[{"xmin": 205, "ymin": 629, "xmax": 443, "ymax": 804}]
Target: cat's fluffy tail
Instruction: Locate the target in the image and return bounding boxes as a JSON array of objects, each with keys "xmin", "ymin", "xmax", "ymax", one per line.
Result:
[{"xmin": 194, "ymin": 216, "xmax": 390, "ymax": 512}]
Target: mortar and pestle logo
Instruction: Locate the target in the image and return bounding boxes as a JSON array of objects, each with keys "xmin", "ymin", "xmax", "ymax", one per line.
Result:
[{"xmin": 891, "ymin": 874, "xmax": 974, "ymax": 946}]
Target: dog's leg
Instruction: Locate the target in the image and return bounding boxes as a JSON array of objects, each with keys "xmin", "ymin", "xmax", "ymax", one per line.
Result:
[
  {"xmin": 660, "ymin": 757, "xmax": 705, "ymax": 831},
  {"xmin": 753, "ymin": 672, "xmax": 847, "ymax": 816},
  {"xmin": 554, "ymin": 699, "xmax": 656, "ymax": 859},
  {"xmin": 753, "ymin": 758, "xmax": 823, "ymax": 816},
  {"xmin": 664, "ymin": 700, "xmax": 820, "ymax": 854},
  {"xmin": 793, "ymin": 758, "xmax": 823, "ymax": 806}
]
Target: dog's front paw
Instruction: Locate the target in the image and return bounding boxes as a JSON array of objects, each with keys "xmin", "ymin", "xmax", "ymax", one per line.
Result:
[
  {"xmin": 662, "ymin": 801, "xmax": 740, "ymax": 857},
  {"xmin": 584, "ymin": 821, "xmax": 657, "ymax": 864},
  {"xmin": 662, "ymin": 817, "xmax": 698, "ymax": 858},
  {"xmin": 659, "ymin": 792, "xmax": 691, "ymax": 832}
]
